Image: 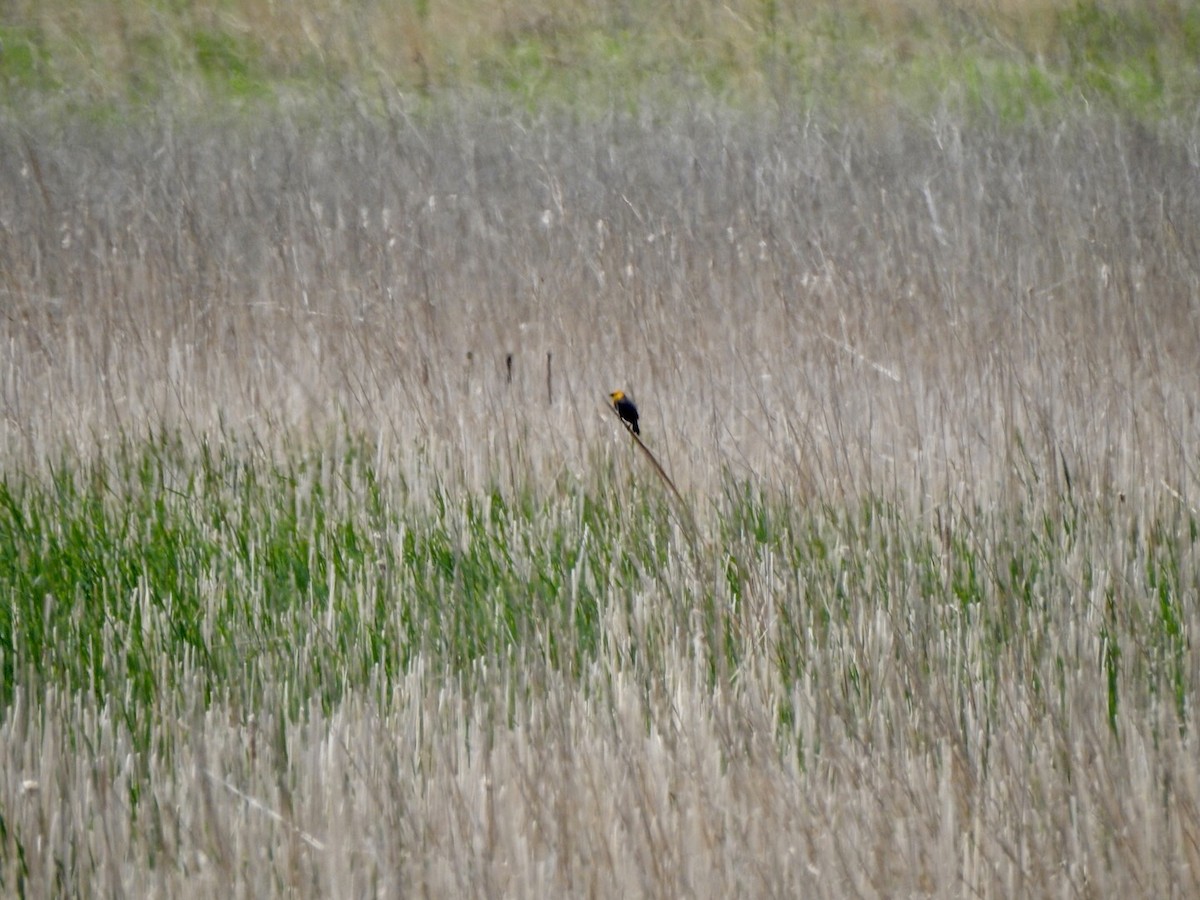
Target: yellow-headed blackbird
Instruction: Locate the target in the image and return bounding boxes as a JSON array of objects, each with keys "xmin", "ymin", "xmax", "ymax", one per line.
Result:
[{"xmin": 610, "ymin": 390, "xmax": 640, "ymax": 435}]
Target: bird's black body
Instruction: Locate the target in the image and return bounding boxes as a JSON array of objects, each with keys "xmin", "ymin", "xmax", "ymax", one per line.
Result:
[{"xmin": 610, "ymin": 391, "xmax": 640, "ymax": 435}]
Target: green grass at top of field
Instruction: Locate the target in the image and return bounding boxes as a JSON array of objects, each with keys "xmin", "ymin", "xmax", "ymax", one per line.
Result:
[
  {"xmin": 1, "ymin": 0, "xmax": 1198, "ymax": 120},
  {"xmin": 0, "ymin": 429, "xmax": 1193, "ymax": 755}
]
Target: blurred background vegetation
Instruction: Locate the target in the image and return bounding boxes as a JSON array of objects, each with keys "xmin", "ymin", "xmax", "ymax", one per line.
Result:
[{"xmin": 1, "ymin": 0, "xmax": 1198, "ymax": 120}]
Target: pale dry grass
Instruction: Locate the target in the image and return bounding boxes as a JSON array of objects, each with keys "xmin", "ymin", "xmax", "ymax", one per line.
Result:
[
  {"xmin": 4, "ymin": 601, "xmax": 1200, "ymax": 896},
  {"xmin": 3, "ymin": 99, "xmax": 1200, "ymax": 895},
  {"xmin": 3, "ymin": 103, "xmax": 1200, "ymax": 510}
]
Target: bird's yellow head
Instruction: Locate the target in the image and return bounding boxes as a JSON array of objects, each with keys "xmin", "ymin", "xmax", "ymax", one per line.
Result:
[{"xmin": 609, "ymin": 390, "xmax": 626, "ymax": 403}]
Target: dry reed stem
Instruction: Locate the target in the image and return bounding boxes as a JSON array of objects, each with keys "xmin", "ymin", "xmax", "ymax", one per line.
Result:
[{"xmin": 605, "ymin": 396, "xmax": 698, "ymax": 539}]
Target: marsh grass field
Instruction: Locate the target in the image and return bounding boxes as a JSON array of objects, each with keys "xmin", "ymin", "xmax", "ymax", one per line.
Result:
[{"xmin": 5, "ymin": 2, "xmax": 1200, "ymax": 896}]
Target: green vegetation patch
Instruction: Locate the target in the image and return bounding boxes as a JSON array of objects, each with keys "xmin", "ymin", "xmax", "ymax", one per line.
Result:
[
  {"xmin": 3, "ymin": 1, "xmax": 1200, "ymax": 120},
  {"xmin": 0, "ymin": 433, "xmax": 672, "ymax": 726},
  {"xmin": 189, "ymin": 27, "xmax": 270, "ymax": 99},
  {"xmin": 1, "ymin": 430, "xmax": 1195, "ymax": 752},
  {"xmin": 0, "ymin": 24, "xmax": 59, "ymax": 92}
]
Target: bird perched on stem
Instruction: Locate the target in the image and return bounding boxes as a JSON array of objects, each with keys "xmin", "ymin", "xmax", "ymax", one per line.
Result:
[{"xmin": 609, "ymin": 390, "xmax": 640, "ymax": 435}]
